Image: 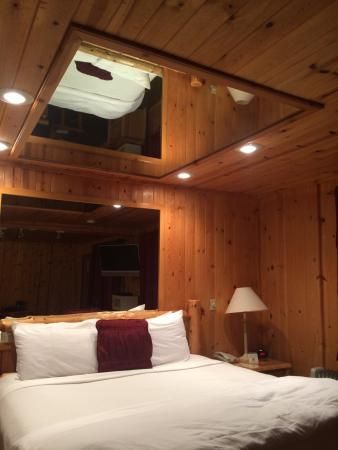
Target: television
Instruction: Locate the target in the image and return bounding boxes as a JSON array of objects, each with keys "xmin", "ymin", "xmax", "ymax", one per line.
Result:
[{"xmin": 100, "ymin": 244, "xmax": 140, "ymax": 276}]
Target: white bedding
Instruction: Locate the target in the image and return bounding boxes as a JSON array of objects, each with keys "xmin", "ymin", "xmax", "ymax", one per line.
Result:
[
  {"xmin": 49, "ymin": 50, "xmax": 156, "ymax": 119},
  {"xmin": 0, "ymin": 355, "xmax": 338, "ymax": 450}
]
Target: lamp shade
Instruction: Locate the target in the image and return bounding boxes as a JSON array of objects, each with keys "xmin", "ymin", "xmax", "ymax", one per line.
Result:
[
  {"xmin": 226, "ymin": 287, "xmax": 267, "ymax": 314},
  {"xmin": 227, "ymin": 87, "xmax": 254, "ymax": 105}
]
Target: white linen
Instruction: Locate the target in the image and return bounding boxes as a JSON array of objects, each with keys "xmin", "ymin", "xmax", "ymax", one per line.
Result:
[
  {"xmin": 128, "ymin": 304, "xmax": 145, "ymax": 311},
  {"xmin": 13, "ymin": 320, "xmax": 98, "ymax": 380},
  {"xmin": 49, "ymin": 50, "xmax": 156, "ymax": 119},
  {"xmin": 1, "ymin": 355, "xmax": 338, "ymax": 450},
  {"xmin": 147, "ymin": 310, "xmax": 190, "ymax": 366}
]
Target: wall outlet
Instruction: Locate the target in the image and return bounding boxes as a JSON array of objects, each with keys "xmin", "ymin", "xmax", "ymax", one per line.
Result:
[{"xmin": 209, "ymin": 298, "xmax": 217, "ymax": 311}]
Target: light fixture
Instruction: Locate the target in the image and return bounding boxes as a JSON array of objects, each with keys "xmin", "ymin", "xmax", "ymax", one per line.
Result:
[
  {"xmin": 0, "ymin": 89, "xmax": 33, "ymax": 105},
  {"xmin": 239, "ymin": 143, "xmax": 259, "ymax": 154},
  {"xmin": 0, "ymin": 141, "xmax": 10, "ymax": 151},
  {"xmin": 113, "ymin": 204, "xmax": 122, "ymax": 209},
  {"xmin": 177, "ymin": 172, "xmax": 191, "ymax": 180},
  {"xmin": 226, "ymin": 287, "xmax": 267, "ymax": 363},
  {"xmin": 227, "ymin": 87, "xmax": 254, "ymax": 105}
]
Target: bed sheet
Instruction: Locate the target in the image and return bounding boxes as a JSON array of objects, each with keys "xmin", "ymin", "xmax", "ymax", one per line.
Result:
[{"xmin": 1, "ymin": 355, "xmax": 338, "ymax": 450}]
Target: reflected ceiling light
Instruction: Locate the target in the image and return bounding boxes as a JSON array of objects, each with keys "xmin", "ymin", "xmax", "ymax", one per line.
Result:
[
  {"xmin": 227, "ymin": 87, "xmax": 254, "ymax": 105},
  {"xmin": 239, "ymin": 143, "xmax": 259, "ymax": 154},
  {"xmin": 177, "ymin": 172, "xmax": 191, "ymax": 180},
  {"xmin": 0, "ymin": 141, "xmax": 10, "ymax": 151},
  {"xmin": 86, "ymin": 219, "xmax": 96, "ymax": 224},
  {"xmin": 113, "ymin": 204, "xmax": 122, "ymax": 209},
  {"xmin": 0, "ymin": 89, "xmax": 33, "ymax": 105}
]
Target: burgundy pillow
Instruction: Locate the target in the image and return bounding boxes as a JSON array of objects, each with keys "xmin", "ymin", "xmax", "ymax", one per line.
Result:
[
  {"xmin": 75, "ymin": 61, "xmax": 113, "ymax": 81},
  {"xmin": 96, "ymin": 319, "xmax": 152, "ymax": 372}
]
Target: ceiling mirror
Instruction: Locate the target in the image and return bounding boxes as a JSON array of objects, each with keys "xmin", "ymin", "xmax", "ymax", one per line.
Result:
[
  {"xmin": 32, "ymin": 45, "xmax": 162, "ymax": 160},
  {"xmin": 12, "ymin": 27, "xmax": 315, "ymax": 179},
  {"xmin": 0, "ymin": 194, "xmax": 160, "ymax": 318}
]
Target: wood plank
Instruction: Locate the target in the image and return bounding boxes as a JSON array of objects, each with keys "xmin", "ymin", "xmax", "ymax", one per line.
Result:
[
  {"xmin": 0, "ymin": 0, "xmax": 40, "ymax": 126},
  {"xmin": 190, "ymin": 0, "xmax": 289, "ymax": 66},
  {"xmin": 320, "ymin": 182, "xmax": 338, "ymax": 371},
  {"xmin": 1, "ymin": 0, "xmax": 81, "ymax": 149},
  {"xmin": 234, "ymin": 1, "xmax": 338, "ymax": 98},
  {"xmin": 113, "ymin": 0, "xmax": 164, "ymax": 40},
  {"xmin": 164, "ymin": 0, "xmax": 248, "ymax": 57},
  {"xmin": 73, "ymin": 0, "xmax": 123, "ymax": 29},
  {"xmin": 214, "ymin": 0, "xmax": 335, "ymax": 75},
  {"xmin": 135, "ymin": 0, "xmax": 206, "ymax": 49}
]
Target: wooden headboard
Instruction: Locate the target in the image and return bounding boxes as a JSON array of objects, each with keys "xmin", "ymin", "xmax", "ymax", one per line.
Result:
[{"xmin": 0, "ymin": 300, "xmax": 201, "ymax": 374}]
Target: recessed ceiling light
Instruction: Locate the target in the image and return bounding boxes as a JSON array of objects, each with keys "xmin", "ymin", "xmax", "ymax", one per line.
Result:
[
  {"xmin": 177, "ymin": 172, "xmax": 191, "ymax": 180},
  {"xmin": 113, "ymin": 204, "xmax": 122, "ymax": 209},
  {"xmin": 239, "ymin": 143, "xmax": 259, "ymax": 154},
  {"xmin": 0, "ymin": 141, "xmax": 10, "ymax": 151},
  {"xmin": 0, "ymin": 89, "xmax": 33, "ymax": 105}
]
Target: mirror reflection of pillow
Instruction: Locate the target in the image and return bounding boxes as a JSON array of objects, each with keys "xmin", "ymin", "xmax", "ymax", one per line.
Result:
[
  {"xmin": 75, "ymin": 61, "xmax": 113, "ymax": 81},
  {"xmin": 128, "ymin": 304, "xmax": 145, "ymax": 311},
  {"xmin": 73, "ymin": 51, "xmax": 153, "ymax": 90}
]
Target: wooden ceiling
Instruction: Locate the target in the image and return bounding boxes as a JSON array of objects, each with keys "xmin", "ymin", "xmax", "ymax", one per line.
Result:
[
  {"xmin": 0, "ymin": 0, "xmax": 337, "ymax": 194},
  {"xmin": 0, "ymin": 194, "xmax": 159, "ymax": 241}
]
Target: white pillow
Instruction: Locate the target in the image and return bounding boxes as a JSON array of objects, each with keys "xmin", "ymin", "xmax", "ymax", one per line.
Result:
[
  {"xmin": 147, "ymin": 311, "xmax": 190, "ymax": 366},
  {"xmin": 13, "ymin": 320, "xmax": 98, "ymax": 380},
  {"xmin": 128, "ymin": 304, "xmax": 145, "ymax": 311}
]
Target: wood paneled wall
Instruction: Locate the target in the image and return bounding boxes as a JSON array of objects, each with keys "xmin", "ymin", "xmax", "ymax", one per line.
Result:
[
  {"xmin": 259, "ymin": 181, "xmax": 338, "ymax": 375},
  {"xmin": 0, "ymin": 163, "xmax": 260, "ymax": 356},
  {"xmin": 0, "ymin": 240, "xmax": 89, "ymax": 316}
]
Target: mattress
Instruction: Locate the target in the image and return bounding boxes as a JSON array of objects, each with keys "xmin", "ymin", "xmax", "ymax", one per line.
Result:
[{"xmin": 0, "ymin": 355, "xmax": 338, "ymax": 450}]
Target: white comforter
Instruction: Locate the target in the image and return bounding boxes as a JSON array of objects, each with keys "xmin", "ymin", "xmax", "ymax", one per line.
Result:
[{"xmin": 0, "ymin": 355, "xmax": 337, "ymax": 450}]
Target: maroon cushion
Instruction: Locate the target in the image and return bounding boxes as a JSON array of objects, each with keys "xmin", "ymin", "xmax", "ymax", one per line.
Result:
[
  {"xmin": 96, "ymin": 319, "xmax": 152, "ymax": 372},
  {"xmin": 75, "ymin": 61, "xmax": 113, "ymax": 81}
]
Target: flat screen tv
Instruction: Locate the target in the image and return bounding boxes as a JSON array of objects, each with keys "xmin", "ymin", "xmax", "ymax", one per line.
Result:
[{"xmin": 100, "ymin": 244, "xmax": 140, "ymax": 276}]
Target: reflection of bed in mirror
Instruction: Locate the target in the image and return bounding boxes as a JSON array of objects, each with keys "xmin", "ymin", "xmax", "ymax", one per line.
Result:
[
  {"xmin": 50, "ymin": 50, "xmax": 157, "ymax": 120},
  {"xmin": 32, "ymin": 46, "xmax": 162, "ymax": 158},
  {"xmin": 0, "ymin": 194, "xmax": 159, "ymax": 318}
]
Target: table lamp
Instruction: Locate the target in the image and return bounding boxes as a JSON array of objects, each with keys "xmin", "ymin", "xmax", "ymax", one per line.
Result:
[{"xmin": 225, "ymin": 287, "xmax": 267, "ymax": 362}]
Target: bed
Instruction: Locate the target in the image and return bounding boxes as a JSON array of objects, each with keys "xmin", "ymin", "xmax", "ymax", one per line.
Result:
[
  {"xmin": 0, "ymin": 302, "xmax": 338, "ymax": 450},
  {"xmin": 49, "ymin": 50, "xmax": 157, "ymax": 120}
]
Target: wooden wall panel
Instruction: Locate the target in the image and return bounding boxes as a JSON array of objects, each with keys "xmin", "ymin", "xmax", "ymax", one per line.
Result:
[
  {"xmin": 0, "ymin": 163, "xmax": 260, "ymax": 357},
  {"xmin": 320, "ymin": 181, "xmax": 338, "ymax": 371},
  {"xmin": 259, "ymin": 181, "xmax": 338, "ymax": 375}
]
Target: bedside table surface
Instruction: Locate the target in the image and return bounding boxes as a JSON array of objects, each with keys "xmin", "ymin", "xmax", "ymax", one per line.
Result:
[{"xmin": 234, "ymin": 359, "xmax": 292, "ymax": 372}]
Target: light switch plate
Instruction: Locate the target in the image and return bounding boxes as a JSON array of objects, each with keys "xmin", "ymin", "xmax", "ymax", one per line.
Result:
[{"xmin": 209, "ymin": 298, "xmax": 217, "ymax": 311}]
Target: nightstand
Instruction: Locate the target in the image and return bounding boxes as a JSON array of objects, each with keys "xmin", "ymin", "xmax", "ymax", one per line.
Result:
[{"xmin": 234, "ymin": 359, "xmax": 292, "ymax": 376}]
